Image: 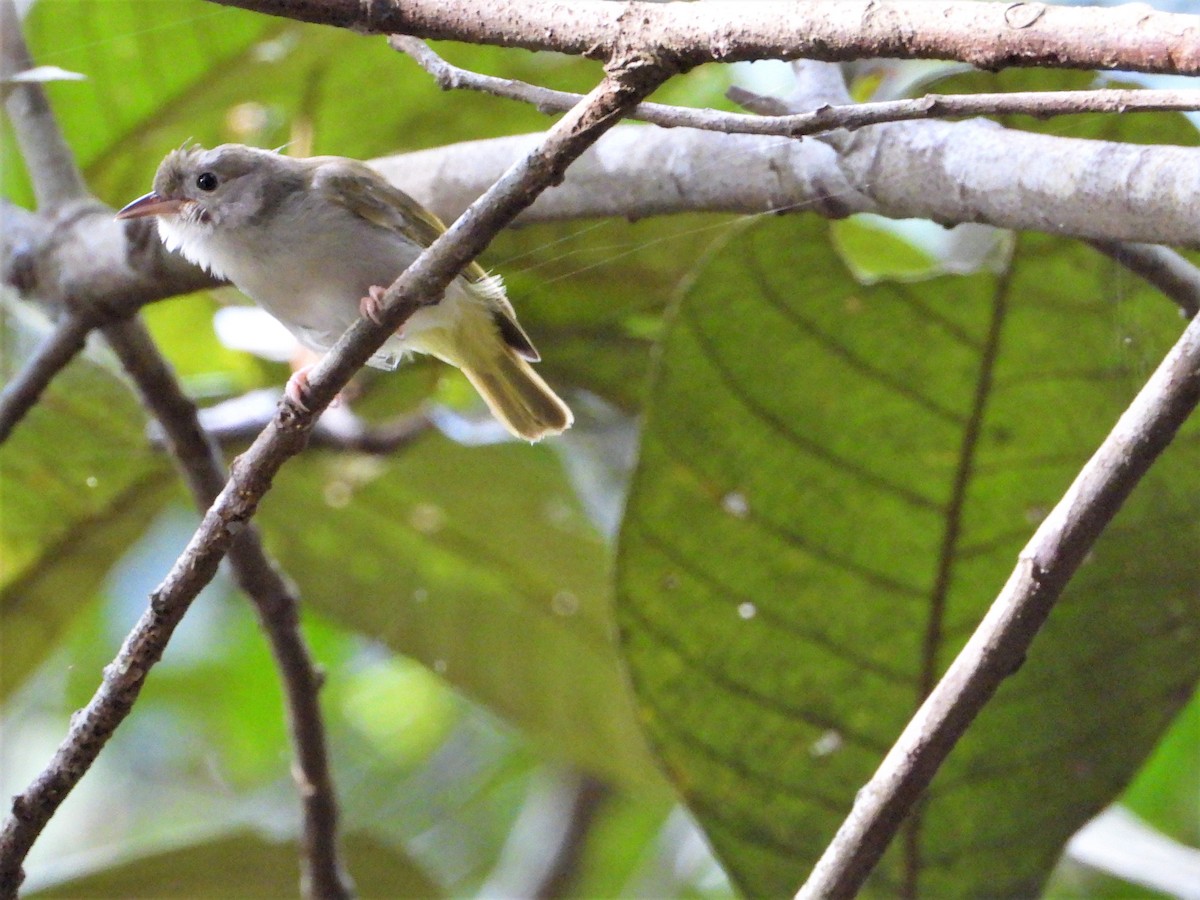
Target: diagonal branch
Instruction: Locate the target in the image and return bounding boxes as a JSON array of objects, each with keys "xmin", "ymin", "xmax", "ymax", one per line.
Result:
[
  {"xmin": 100, "ymin": 317, "xmax": 352, "ymax": 899},
  {"xmin": 0, "ymin": 311, "xmax": 93, "ymax": 442},
  {"xmin": 0, "ymin": 50, "xmax": 673, "ymax": 899},
  {"xmin": 797, "ymin": 308, "xmax": 1200, "ymax": 897},
  {"xmin": 394, "ymin": 35, "xmax": 1200, "ymax": 138},
  {"xmin": 0, "ymin": 0, "xmax": 96, "ymax": 442},
  {"xmin": 0, "ymin": 0, "xmax": 87, "ymax": 208},
  {"xmin": 212, "ymin": 0, "xmax": 1200, "ymax": 77}
]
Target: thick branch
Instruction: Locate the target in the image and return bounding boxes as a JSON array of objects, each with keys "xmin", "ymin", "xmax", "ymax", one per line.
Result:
[
  {"xmin": 797, "ymin": 311, "xmax": 1200, "ymax": 898},
  {"xmin": 100, "ymin": 318, "xmax": 352, "ymax": 899},
  {"xmin": 0, "ymin": 0, "xmax": 88, "ymax": 207},
  {"xmin": 375, "ymin": 122, "xmax": 1200, "ymax": 249},
  {"xmin": 1, "ymin": 199, "xmax": 221, "ymax": 320},
  {"xmin": 7, "ymin": 115, "xmax": 1200, "ymax": 327},
  {"xmin": 395, "ymin": 35, "xmax": 1200, "ymax": 138},
  {"xmin": 0, "ymin": 54, "xmax": 671, "ymax": 898},
  {"xmin": 211, "ymin": 0, "xmax": 1200, "ymax": 76}
]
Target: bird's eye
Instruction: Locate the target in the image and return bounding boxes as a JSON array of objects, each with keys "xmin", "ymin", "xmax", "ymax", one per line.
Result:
[{"xmin": 195, "ymin": 172, "xmax": 218, "ymax": 192}]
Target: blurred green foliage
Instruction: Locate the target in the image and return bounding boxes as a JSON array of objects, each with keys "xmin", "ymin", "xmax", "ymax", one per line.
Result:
[{"xmin": 2, "ymin": 1, "xmax": 1198, "ymax": 898}]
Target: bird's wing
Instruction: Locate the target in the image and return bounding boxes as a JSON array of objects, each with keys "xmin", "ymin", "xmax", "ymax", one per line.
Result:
[
  {"xmin": 313, "ymin": 158, "xmax": 444, "ymax": 242},
  {"xmin": 312, "ymin": 157, "xmax": 539, "ymax": 362}
]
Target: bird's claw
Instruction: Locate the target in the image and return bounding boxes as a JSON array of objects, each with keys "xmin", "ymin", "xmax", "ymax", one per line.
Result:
[
  {"xmin": 284, "ymin": 364, "xmax": 315, "ymax": 411},
  {"xmin": 359, "ymin": 285, "xmax": 388, "ymax": 325},
  {"xmin": 283, "ymin": 365, "xmax": 343, "ymax": 411}
]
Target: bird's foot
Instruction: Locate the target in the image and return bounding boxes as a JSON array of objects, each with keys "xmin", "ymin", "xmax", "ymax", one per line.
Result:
[
  {"xmin": 359, "ymin": 285, "xmax": 389, "ymax": 325},
  {"xmin": 284, "ymin": 364, "xmax": 316, "ymax": 411},
  {"xmin": 283, "ymin": 365, "xmax": 343, "ymax": 411}
]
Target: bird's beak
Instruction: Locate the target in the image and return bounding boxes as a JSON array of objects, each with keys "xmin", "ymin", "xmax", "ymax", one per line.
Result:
[{"xmin": 115, "ymin": 191, "xmax": 184, "ymax": 220}]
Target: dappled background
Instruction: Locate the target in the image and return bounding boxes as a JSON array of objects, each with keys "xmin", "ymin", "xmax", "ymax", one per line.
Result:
[{"xmin": 2, "ymin": 1, "xmax": 1199, "ymax": 897}]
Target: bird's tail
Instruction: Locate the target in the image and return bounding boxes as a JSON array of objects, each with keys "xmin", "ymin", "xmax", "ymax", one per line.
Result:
[
  {"xmin": 460, "ymin": 350, "xmax": 573, "ymax": 442},
  {"xmin": 406, "ymin": 283, "xmax": 573, "ymax": 442}
]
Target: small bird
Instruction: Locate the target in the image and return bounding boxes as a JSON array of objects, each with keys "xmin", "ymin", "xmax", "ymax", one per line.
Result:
[{"xmin": 116, "ymin": 143, "xmax": 572, "ymax": 441}]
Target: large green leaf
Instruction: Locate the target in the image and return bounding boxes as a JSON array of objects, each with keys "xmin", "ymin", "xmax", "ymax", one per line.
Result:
[
  {"xmin": 5, "ymin": 0, "xmax": 273, "ymax": 207},
  {"xmin": 491, "ymin": 214, "xmax": 730, "ymax": 410},
  {"xmin": 26, "ymin": 830, "xmax": 439, "ymax": 898},
  {"xmin": 616, "ymin": 216, "xmax": 1200, "ymax": 896},
  {"xmin": 257, "ymin": 433, "xmax": 663, "ymax": 793},
  {"xmin": 0, "ymin": 308, "xmax": 177, "ymax": 698}
]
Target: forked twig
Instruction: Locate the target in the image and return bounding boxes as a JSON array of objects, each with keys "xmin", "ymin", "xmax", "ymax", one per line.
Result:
[
  {"xmin": 392, "ymin": 35, "xmax": 1200, "ymax": 139},
  {"xmin": 0, "ymin": 312, "xmax": 93, "ymax": 442}
]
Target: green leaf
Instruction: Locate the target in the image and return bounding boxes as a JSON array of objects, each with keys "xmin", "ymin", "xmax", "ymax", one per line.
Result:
[
  {"xmin": 26, "ymin": 830, "xmax": 440, "ymax": 898},
  {"xmin": 617, "ymin": 216, "xmax": 1200, "ymax": 897},
  {"xmin": 7, "ymin": 0, "xmax": 273, "ymax": 208},
  {"xmin": 493, "ymin": 215, "xmax": 731, "ymax": 409},
  {"xmin": 257, "ymin": 435, "xmax": 664, "ymax": 794},
  {"xmin": 0, "ymin": 308, "xmax": 176, "ymax": 698},
  {"xmin": 1120, "ymin": 688, "xmax": 1200, "ymax": 845},
  {"xmin": 829, "ymin": 216, "xmax": 939, "ymax": 283}
]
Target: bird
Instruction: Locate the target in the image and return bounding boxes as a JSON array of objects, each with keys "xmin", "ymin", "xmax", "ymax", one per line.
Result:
[{"xmin": 116, "ymin": 143, "xmax": 573, "ymax": 441}]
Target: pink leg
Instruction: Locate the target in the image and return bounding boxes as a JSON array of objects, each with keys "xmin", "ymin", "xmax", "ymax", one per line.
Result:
[
  {"xmin": 284, "ymin": 363, "xmax": 344, "ymax": 411},
  {"xmin": 284, "ymin": 364, "xmax": 315, "ymax": 410},
  {"xmin": 359, "ymin": 285, "xmax": 389, "ymax": 325}
]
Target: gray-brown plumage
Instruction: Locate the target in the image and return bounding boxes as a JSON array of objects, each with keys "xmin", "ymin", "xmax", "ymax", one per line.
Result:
[{"xmin": 118, "ymin": 143, "xmax": 572, "ymax": 441}]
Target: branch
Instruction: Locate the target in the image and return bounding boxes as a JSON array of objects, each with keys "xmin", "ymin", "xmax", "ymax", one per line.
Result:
[
  {"xmin": 0, "ymin": 0, "xmax": 88, "ymax": 207},
  {"xmin": 0, "ymin": 1, "xmax": 212, "ymax": 321},
  {"xmin": 2, "ymin": 198, "xmax": 222, "ymax": 313},
  {"xmin": 0, "ymin": 311, "xmax": 93, "ymax": 442},
  {"xmin": 151, "ymin": 392, "xmax": 434, "ymax": 454},
  {"xmin": 797, "ymin": 312, "xmax": 1200, "ymax": 897},
  {"xmin": 0, "ymin": 0, "xmax": 98, "ymax": 442},
  {"xmin": 375, "ymin": 120, "xmax": 1200, "ymax": 248},
  {"xmin": 533, "ymin": 774, "xmax": 609, "ymax": 900},
  {"xmin": 477, "ymin": 770, "xmax": 610, "ymax": 900},
  {"xmin": 1088, "ymin": 240, "xmax": 1200, "ymax": 319},
  {"xmin": 7, "ymin": 115, "xmax": 1200, "ymax": 329},
  {"xmin": 100, "ymin": 318, "xmax": 352, "ymax": 899},
  {"xmin": 212, "ymin": 0, "xmax": 1200, "ymax": 76},
  {"xmin": 394, "ymin": 35, "xmax": 1200, "ymax": 138},
  {"xmin": 0, "ymin": 51, "xmax": 673, "ymax": 898}
]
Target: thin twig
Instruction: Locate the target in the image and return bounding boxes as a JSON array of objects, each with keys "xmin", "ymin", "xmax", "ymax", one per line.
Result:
[
  {"xmin": 0, "ymin": 0, "xmax": 87, "ymax": 207},
  {"xmin": 100, "ymin": 317, "xmax": 353, "ymax": 899},
  {"xmin": 0, "ymin": 312, "xmax": 92, "ymax": 442},
  {"xmin": 2, "ymin": 7, "xmax": 350, "ymax": 890},
  {"xmin": 1088, "ymin": 240, "xmax": 1200, "ymax": 319},
  {"xmin": 0, "ymin": 51, "xmax": 673, "ymax": 898},
  {"xmin": 393, "ymin": 36, "xmax": 1200, "ymax": 139},
  {"xmin": 797, "ymin": 312, "xmax": 1200, "ymax": 897}
]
